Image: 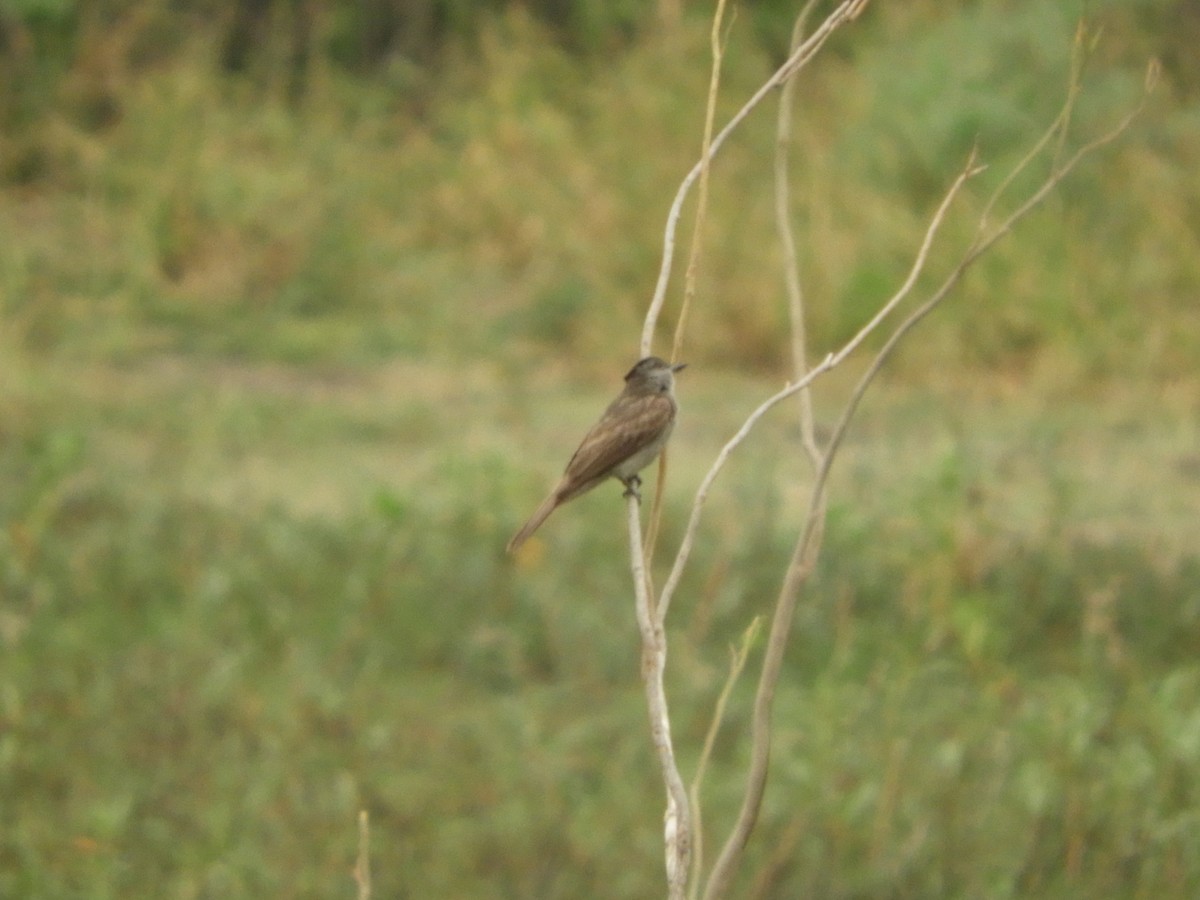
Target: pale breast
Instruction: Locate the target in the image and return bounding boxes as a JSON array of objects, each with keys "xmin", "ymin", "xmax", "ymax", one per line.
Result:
[{"xmin": 612, "ymin": 418, "xmax": 675, "ymax": 479}]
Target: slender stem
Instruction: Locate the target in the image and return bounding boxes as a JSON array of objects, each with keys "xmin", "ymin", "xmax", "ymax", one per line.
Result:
[
  {"xmin": 775, "ymin": 1, "xmax": 825, "ymax": 470},
  {"xmin": 645, "ymin": 0, "xmax": 731, "ymax": 576},
  {"xmin": 354, "ymin": 810, "xmax": 371, "ymax": 900},
  {"xmin": 671, "ymin": 0, "xmax": 728, "ymax": 366},
  {"xmin": 660, "ymin": 157, "xmax": 980, "ymax": 624},
  {"xmin": 702, "ymin": 70, "xmax": 1149, "ymax": 896},
  {"xmin": 702, "ymin": 165, "xmax": 981, "ymax": 900},
  {"xmin": 629, "ymin": 495, "xmax": 691, "ymax": 898},
  {"xmin": 641, "ymin": 0, "xmax": 870, "ymax": 357},
  {"xmin": 688, "ymin": 617, "xmax": 762, "ymax": 900}
]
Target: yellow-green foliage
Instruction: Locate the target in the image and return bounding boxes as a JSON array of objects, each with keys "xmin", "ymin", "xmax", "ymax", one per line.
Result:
[{"xmin": 2, "ymin": 1, "xmax": 1196, "ymax": 375}]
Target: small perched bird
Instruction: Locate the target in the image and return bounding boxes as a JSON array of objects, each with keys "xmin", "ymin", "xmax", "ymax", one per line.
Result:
[{"xmin": 507, "ymin": 356, "xmax": 686, "ymax": 554}]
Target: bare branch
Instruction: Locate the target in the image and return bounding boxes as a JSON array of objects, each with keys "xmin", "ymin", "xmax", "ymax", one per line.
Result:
[
  {"xmin": 671, "ymin": 0, "xmax": 730, "ymax": 366},
  {"xmin": 701, "ymin": 59, "xmax": 1150, "ymax": 899},
  {"xmin": 979, "ymin": 22, "xmax": 1087, "ymax": 234},
  {"xmin": 969, "ymin": 89, "xmax": 1150, "ymax": 263},
  {"xmin": 641, "ymin": 0, "xmax": 870, "ymax": 356},
  {"xmin": 635, "ymin": 7, "xmax": 870, "ymax": 893},
  {"xmin": 658, "ymin": 155, "xmax": 980, "ymax": 625},
  {"xmin": 353, "ymin": 810, "xmax": 371, "ymax": 900},
  {"xmin": 644, "ymin": 0, "xmax": 732, "ymax": 576},
  {"xmin": 688, "ymin": 616, "xmax": 762, "ymax": 900},
  {"xmin": 629, "ymin": 494, "xmax": 691, "ymax": 899},
  {"xmin": 775, "ymin": 0, "xmax": 824, "ymax": 468}
]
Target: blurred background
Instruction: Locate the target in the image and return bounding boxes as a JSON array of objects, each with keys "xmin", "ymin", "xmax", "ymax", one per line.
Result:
[{"xmin": 2, "ymin": 0, "xmax": 1198, "ymax": 896}]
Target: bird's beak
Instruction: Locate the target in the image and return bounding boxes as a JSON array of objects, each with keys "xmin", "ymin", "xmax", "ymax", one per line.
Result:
[{"xmin": 671, "ymin": 362, "xmax": 688, "ymax": 372}]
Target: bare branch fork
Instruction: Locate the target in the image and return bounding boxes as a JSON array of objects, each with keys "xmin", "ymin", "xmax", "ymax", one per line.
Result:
[
  {"xmin": 703, "ymin": 49, "xmax": 1153, "ymax": 898},
  {"xmin": 627, "ymin": 2, "xmax": 1154, "ymax": 896},
  {"xmin": 628, "ymin": 7, "xmax": 870, "ymax": 896},
  {"xmin": 700, "ymin": 94, "xmax": 1150, "ymax": 892},
  {"xmin": 640, "ymin": 0, "xmax": 870, "ymax": 358}
]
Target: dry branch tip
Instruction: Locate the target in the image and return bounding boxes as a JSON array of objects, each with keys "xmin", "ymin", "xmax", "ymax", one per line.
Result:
[{"xmin": 1145, "ymin": 58, "xmax": 1161, "ymax": 94}]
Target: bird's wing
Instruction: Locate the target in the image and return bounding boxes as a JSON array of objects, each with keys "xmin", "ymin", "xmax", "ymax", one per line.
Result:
[{"xmin": 559, "ymin": 393, "xmax": 674, "ymax": 500}]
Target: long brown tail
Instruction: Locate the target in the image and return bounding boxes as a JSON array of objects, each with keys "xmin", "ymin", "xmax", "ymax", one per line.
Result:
[{"xmin": 506, "ymin": 491, "xmax": 561, "ymax": 554}]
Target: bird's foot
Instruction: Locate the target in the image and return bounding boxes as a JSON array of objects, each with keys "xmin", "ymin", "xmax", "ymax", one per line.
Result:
[{"xmin": 621, "ymin": 475, "xmax": 643, "ymax": 501}]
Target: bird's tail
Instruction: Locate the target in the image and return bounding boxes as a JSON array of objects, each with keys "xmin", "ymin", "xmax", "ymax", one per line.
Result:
[{"xmin": 506, "ymin": 491, "xmax": 561, "ymax": 554}]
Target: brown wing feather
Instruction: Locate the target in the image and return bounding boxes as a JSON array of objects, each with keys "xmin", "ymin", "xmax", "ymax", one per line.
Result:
[{"xmin": 558, "ymin": 393, "xmax": 675, "ymax": 502}]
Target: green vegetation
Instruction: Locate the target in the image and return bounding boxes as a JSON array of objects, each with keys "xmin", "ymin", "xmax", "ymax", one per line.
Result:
[{"xmin": 2, "ymin": 0, "xmax": 1199, "ymax": 896}]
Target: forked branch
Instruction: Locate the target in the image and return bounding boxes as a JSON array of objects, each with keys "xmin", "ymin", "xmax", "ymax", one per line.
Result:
[
  {"xmin": 700, "ymin": 51, "xmax": 1155, "ymax": 900},
  {"xmin": 658, "ymin": 154, "xmax": 981, "ymax": 624},
  {"xmin": 628, "ymin": 0, "xmax": 1154, "ymax": 893},
  {"xmin": 640, "ymin": 0, "xmax": 870, "ymax": 357}
]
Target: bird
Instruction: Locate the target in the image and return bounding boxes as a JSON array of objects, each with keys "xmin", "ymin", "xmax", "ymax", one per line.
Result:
[{"xmin": 507, "ymin": 356, "xmax": 686, "ymax": 554}]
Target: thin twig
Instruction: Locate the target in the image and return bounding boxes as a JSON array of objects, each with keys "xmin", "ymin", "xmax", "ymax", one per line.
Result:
[
  {"xmin": 697, "ymin": 154, "xmax": 979, "ymax": 900},
  {"xmin": 691, "ymin": 19, "xmax": 823, "ymax": 895},
  {"xmin": 644, "ymin": 0, "xmax": 732, "ymax": 576},
  {"xmin": 629, "ymin": 494, "xmax": 691, "ymax": 899},
  {"xmin": 968, "ymin": 88, "xmax": 1150, "ymax": 262},
  {"xmin": 688, "ymin": 617, "xmax": 762, "ymax": 900},
  {"xmin": 701, "ymin": 62, "xmax": 1152, "ymax": 899},
  {"xmin": 634, "ymin": 8, "xmax": 868, "ymax": 894},
  {"xmin": 671, "ymin": 0, "xmax": 729, "ymax": 366},
  {"xmin": 658, "ymin": 156, "xmax": 981, "ymax": 625},
  {"xmin": 775, "ymin": 0, "xmax": 824, "ymax": 466},
  {"xmin": 641, "ymin": 0, "xmax": 870, "ymax": 357},
  {"xmin": 979, "ymin": 22, "xmax": 1087, "ymax": 233},
  {"xmin": 354, "ymin": 809, "xmax": 371, "ymax": 900}
]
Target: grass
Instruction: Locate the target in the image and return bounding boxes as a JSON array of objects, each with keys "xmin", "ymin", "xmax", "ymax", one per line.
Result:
[
  {"xmin": 2, "ymin": 1, "xmax": 1200, "ymax": 896},
  {"xmin": 3, "ymin": 354, "xmax": 1199, "ymax": 896}
]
